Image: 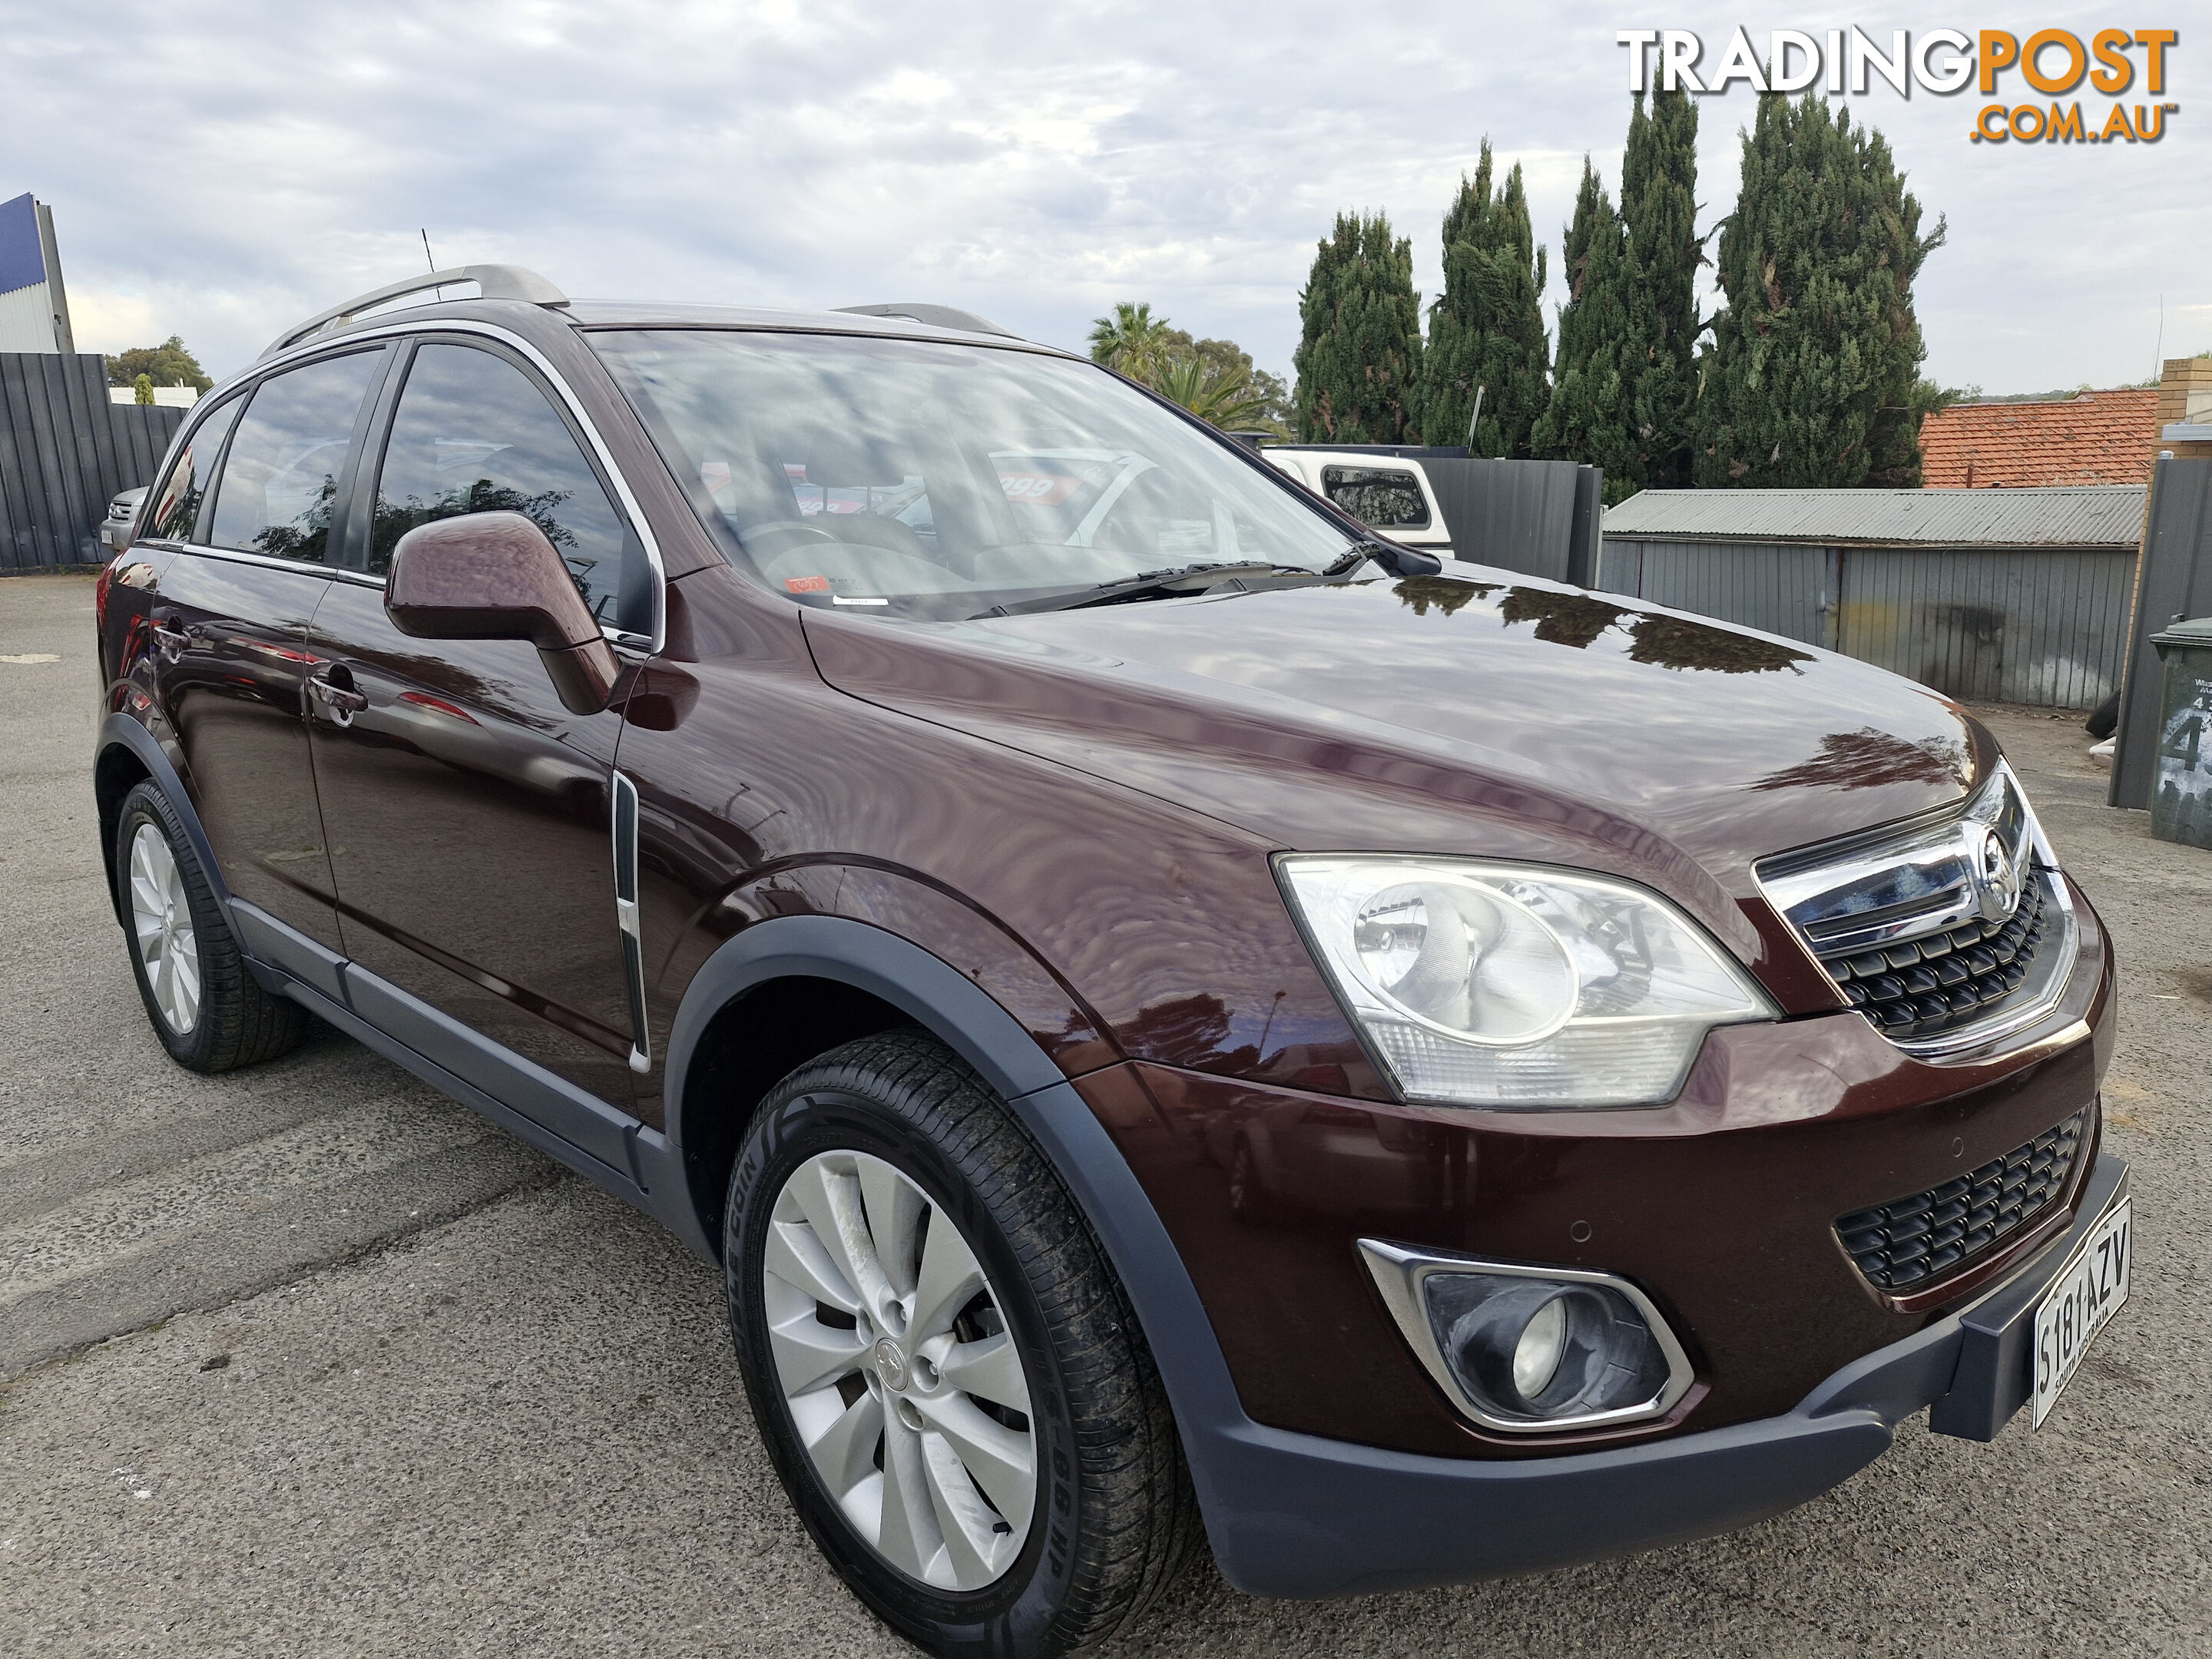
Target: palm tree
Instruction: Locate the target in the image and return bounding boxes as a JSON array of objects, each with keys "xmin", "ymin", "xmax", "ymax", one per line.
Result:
[
  {"xmin": 1088, "ymin": 302, "xmax": 1286, "ymax": 434},
  {"xmin": 1146, "ymin": 357, "xmax": 1283, "ymax": 434},
  {"xmin": 1087, "ymin": 302, "xmax": 1175, "ymax": 378}
]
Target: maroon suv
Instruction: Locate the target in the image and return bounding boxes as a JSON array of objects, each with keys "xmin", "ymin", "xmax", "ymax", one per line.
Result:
[{"xmin": 92, "ymin": 267, "xmax": 2131, "ymax": 1658}]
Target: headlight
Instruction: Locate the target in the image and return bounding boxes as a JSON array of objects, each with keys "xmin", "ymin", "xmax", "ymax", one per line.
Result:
[{"xmin": 1277, "ymin": 856, "xmax": 1778, "ymax": 1109}]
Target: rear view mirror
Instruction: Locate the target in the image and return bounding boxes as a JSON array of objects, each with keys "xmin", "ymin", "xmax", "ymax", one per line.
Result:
[{"xmin": 385, "ymin": 512, "xmax": 621, "ymax": 715}]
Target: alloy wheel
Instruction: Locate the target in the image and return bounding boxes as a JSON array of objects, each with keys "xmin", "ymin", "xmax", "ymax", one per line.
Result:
[
  {"xmin": 128, "ymin": 821, "xmax": 200, "ymax": 1034},
  {"xmin": 763, "ymin": 1148, "xmax": 1036, "ymax": 1591}
]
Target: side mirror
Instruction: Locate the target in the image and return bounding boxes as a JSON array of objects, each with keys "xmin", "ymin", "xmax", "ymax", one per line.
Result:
[{"xmin": 385, "ymin": 512, "xmax": 621, "ymax": 715}]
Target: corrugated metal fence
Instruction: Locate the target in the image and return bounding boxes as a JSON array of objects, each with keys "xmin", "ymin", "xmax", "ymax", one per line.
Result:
[
  {"xmin": 1, "ymin": 351, "xmax": 186, "ymax": 572},
  {"xmin": 1838, "ymin": 548, "xmax": 2137, "ymax": 708},
  {"xmin": 1267, "ymin": 447, "xmax": 1607, "ymax": 583},
  {"xmin": 1599, "ymin": 538, "xmax": 1833, "ymax": 644},
  {"xmin": 1428, "ymin": 458, "xmax": 1604, "ymax": 584},
  {"xmin": 1598, "ymin": 536, "xmax": 2137, "ymax": 710}
]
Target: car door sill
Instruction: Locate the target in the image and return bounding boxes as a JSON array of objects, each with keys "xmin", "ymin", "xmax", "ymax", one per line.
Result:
[{"xmin": 233, "ymin": 898, "xmax": 669, "ymax": 1223}]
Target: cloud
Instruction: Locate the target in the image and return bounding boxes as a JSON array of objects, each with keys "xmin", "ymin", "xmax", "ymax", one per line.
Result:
[
  {"xmin": 65, "ymin": 289, "xmax": 158, "ymax": 356},
  {"xmin": 2, "ymin": 0, "xmax": 2204, "ymax": 394}
]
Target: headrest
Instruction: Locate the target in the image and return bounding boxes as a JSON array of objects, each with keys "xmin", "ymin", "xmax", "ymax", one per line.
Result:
[{"xmin": 802, "ymin": 432, "xmax": 905, "ymax": 488}]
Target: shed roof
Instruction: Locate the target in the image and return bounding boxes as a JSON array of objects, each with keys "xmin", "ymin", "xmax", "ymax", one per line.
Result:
[
  {"xmin": 1919, "ymin": 390, "xmax": 2157, "ymax": 488},
  {"xmin": 1601, "ymin": 486, "xmax": 2145, "ymax": 548}
]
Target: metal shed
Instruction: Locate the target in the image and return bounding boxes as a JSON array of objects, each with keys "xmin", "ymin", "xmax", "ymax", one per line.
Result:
[{"xmin": 1598, "ymin": 487, "xmax": 2146, "ymax": 710}]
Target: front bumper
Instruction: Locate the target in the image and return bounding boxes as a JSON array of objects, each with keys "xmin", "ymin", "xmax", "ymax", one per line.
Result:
[{"xmin": 1198, "ymin": 1152, "xmax": 2128, "ymax": 1598}]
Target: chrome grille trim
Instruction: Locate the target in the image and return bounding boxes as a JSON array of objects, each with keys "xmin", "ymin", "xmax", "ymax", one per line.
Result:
[{"xmin": 1757, "ymin": 763, "xmax": 2076, "ymax": 1055}]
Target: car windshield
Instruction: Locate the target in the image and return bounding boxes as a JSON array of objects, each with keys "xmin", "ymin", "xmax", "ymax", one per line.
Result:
[{"xmin": 588, "ymin": 329, "xmax": 1359, "ymax": 619}]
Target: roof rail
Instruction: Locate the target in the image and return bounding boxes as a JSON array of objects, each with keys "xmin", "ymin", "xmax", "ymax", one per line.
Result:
[
  {"xmin": 260, "ymin": 264, "xmax": 568, "ymax": 361},
  {"xmin": 835, "ymin": 302, "xmax": 1020, "ymax": 339}
]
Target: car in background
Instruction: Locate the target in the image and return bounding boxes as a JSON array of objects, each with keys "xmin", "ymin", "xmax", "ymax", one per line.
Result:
[
  {"xmin": 98, "ymin": 485, "xmax": 147, "ymax": 553},
  {"xmin": 1260, "ymin": 445, "xmax": 1452, "ymax": 557}
]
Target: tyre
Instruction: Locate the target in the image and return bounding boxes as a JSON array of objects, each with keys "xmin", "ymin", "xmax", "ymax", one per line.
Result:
[
  {"xmin": 115, "ymin": 780, "xmax": 310, "ymax": 1072},
  {"xmin": 724, "ymin": 1031, "xmax": 1194, "ymax": 1659}
]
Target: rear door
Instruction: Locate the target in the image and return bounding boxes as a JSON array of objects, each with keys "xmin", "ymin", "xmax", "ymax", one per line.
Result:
[
  {"xmin": 306, "ymin": 335, "xmax": 650, "ymax": 1114},
  {"xmin": 139, "ymin": 346, "xmax": 389, "ymax": 953}
]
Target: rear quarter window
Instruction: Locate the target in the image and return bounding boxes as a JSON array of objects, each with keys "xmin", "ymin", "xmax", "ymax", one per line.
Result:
[
  {"xmin": 143, "ymin": 394, "xmax": 244, "ymax": 543},
  {"xmin": 1321, "ymin": 465, "xmax": 1429, "ymax": 530}
]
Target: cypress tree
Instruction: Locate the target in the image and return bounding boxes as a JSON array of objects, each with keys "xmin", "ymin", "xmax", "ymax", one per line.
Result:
[
  {"xmin": 1695, "ymin": 94, "xmax": 1945, "ymax": 488},
  {"xmin": 1292, "ymin": 212, "xmax": 1422, "ymax": 443},
  {"xmin": 1531, "ymin": 158, "xmax": 1636, "ymax": 498},
  {"xmin": 1619, "ymin": 88, "xmax": 1701, "ymax": 490},
  {"xmin": 1420, "ymin": 143, "xmax": 1550, "ymax": 455}
]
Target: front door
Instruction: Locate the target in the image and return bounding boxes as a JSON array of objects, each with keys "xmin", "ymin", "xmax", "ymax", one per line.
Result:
[
  {"xmin": 306, "ymin": 337, "xmax": 651, "ymax": 1109},
  {"xmin": 144, "ymin": 347, "xmax": 388, "ymax": 951}
]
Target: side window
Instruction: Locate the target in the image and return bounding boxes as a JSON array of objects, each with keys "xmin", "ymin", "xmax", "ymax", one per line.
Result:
[
  {"xmin": 1321, "ymin": 465, "xmax": 1429, "ymax": 530},
  {"xmin": 144, "ymin": 394, "xmax": 243, "ymax": 542},
  {"xmin": 206, "ymin": 350, "xmax": 382, "ymax": 562},
  {"xmin": 370, "ymin": 343, "xmax": 640, "ymax": 631}
]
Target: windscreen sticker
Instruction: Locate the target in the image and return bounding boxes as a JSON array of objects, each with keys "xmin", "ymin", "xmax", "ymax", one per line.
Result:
[
  {"xmin": 998, "ymin": 472, "xmax": 1080, "ymax": 506},
  {"xmin": 784, "ymin": 575, "xmax": 832, "ymax": 593}
]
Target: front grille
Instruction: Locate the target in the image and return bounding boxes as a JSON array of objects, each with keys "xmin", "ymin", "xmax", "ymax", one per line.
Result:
[
  {"xmin": 1757, "ymin": 763, "xmax": 2075, "ymax": 1052},
  {"xmin": 1818, "ymin": 871, "xmax": 2050, "ymax": 1041},
  {"xmin": 1836, "ymin": 1111, "xmax": 2085, "ymax": 1293}
]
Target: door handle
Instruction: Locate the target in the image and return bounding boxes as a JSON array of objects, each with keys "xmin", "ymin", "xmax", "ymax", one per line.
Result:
[
  {"xmin": 306, "ymin": 668, "xmax": 369, "ymax": 727},
  {"xmin": 150, "ymin": 618, "xmax": 191, "ymax": 663}
]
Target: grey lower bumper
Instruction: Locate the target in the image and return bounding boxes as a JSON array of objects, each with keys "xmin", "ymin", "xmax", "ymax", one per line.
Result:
[{"xmin": 1200, "ymin": 1153, "xmax": 2129, "ymax": 1598}]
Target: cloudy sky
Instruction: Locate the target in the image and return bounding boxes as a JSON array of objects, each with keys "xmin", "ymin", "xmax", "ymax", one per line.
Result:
[{"xmin": 4, "ymin": 2, "xmax": 2204, "ymax": 394}]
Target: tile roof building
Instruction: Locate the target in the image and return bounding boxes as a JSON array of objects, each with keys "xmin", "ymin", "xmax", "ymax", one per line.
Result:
[{"xmin": 1918, "ymin": 389, "xmax": 2158, "ymax": 488}]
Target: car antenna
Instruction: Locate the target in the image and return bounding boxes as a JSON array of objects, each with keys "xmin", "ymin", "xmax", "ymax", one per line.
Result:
[
  {"xmin": 1466, "ymin": 384, "xmax": 1485, "ymax": 450},
  {"xmin": 421, "ymin": 229, "xmax": 436, "ymax": 273}
]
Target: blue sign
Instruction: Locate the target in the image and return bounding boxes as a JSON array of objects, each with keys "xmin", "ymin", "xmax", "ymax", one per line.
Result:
[{"xmin": 0, "ymin": 193, "xmax": 48, "ymax": 296}]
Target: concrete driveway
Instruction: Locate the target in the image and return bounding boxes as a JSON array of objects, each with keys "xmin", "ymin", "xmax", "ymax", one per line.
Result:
[{"xmin": 3, "ymin": 571, "xmax": 2208, "ymax": 1656}]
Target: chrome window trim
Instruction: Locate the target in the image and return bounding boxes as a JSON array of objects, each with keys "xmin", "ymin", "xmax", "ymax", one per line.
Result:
[
  {"xmin": 323, "ymin": 563, "xmax": 654, "ymax": 652},
  {"xmin": 1356, "ymin": 1238, "xmax": 1695, "ymax": 1435},
  {"xmin": 241, "ymin": 316, "xmax": 667, "ymax": 654},
  {"xmin": 128, "ymin": 538, "xmax": 343, "ymax": 581}
]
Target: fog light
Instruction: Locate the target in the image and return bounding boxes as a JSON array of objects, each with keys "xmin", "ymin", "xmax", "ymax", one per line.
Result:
[
  {"xmin": 1358, "ymin": 1240, "xmax": 1694, "ymax": 1434},
  {"xmin": 1511, "ymin": 1294, "xmax": 1567, "ymax": 1399}
]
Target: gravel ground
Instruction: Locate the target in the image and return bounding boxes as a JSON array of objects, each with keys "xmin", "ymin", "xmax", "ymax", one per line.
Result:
[{"xmin": 2, "ymin": 571, "xmax": 2207, "ymax": 1657}]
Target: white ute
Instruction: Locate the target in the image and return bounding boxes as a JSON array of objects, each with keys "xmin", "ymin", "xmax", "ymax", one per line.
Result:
[{"xmin": 1259, "ymin": 448, "xmax": 1452, "ymax": 558}]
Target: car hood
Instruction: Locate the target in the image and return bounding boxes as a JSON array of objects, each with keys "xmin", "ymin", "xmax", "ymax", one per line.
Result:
[{"xmin": 802, "ymin": 570, "xmax": 1994, "ymax": 962}]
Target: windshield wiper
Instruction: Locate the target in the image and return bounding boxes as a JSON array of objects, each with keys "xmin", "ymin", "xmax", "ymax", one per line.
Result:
[
  {"xmin": 976, "ymin": 561, "xmax": 1290, "ymax": 619},
  {"xmin": 972, "ymin": 541, "xmax": 1441, "ymax": 621},
  {"xmin": 1323, "ymin": 538, "xmax": 1443, "ymax": 578}
]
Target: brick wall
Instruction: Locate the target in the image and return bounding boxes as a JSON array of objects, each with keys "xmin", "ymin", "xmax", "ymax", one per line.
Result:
[{"xmin": 2156, "ymin": 357, "xmax": 2212, "ymax": 462}]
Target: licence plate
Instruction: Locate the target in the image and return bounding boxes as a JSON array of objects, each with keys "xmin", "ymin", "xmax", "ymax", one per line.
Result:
[{"xmin": 2032, "ymin": 1197, "xmax": 2133, "ymax": 1428}]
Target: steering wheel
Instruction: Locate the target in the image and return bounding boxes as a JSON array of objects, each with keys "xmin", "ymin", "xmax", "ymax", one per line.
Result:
[{"xmin": 741, "ymin": 519, "xmax": 842, "ymax": 555}]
